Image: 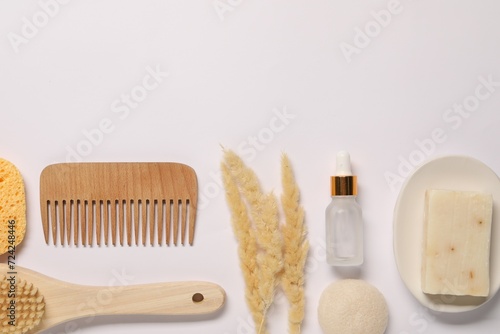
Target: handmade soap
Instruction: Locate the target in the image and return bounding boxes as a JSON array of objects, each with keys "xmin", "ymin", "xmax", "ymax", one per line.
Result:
[{"xmin": 422, "ymin": 189, "xmax": 493, "ymax": 297}]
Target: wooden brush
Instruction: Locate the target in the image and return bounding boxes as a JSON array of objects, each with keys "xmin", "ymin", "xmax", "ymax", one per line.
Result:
[
  {"xmin": 0, "ymin": 264, "xmax": 225, "ymax": 334},
  {"xmin": 39, "ymin": 163, "xmax": 198, "ymax": 246}
]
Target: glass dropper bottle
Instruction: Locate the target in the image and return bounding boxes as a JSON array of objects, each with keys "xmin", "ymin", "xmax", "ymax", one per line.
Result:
[{"xmin": 325, "ymin": 151, "xmax": 364, "ymax": 266}]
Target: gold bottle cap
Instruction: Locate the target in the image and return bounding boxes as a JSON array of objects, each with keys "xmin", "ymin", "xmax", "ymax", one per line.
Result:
[{"xmin": 331, "ymin": 175, "xmax": 357, "ymax": 196}]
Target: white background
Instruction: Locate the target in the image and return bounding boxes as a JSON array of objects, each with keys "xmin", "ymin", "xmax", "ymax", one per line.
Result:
[{"xmin": 1, "ymin": 0, "xmax": 500, "ymax": 333}]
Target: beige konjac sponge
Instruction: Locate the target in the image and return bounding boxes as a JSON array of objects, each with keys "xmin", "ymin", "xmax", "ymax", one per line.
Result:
[
  {"xmin": 0, "ymin": 158, "xmax": 26, "ymax": 255},
  {"xmin": 318, "ymin": 279, "xmax": 388, "ymax": 334}
]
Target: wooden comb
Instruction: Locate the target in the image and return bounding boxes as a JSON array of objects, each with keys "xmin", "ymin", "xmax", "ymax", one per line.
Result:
[{"xmin": 40, "ymin": 163, "xmax": 198, "ymax": 246}]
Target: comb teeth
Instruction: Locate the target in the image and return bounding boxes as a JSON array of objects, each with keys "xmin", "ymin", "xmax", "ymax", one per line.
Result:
[{"xmin": 43, "ymin": 198, "xmax": 195, "ymax": 246}]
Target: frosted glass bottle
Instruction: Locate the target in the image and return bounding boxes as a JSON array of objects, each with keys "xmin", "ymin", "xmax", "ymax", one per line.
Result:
[{"xmin": 326, "ymin": 151, "xmax": 364, "ymax": 266}]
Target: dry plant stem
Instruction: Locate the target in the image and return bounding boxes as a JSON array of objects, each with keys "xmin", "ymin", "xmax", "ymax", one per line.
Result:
[
  {"xmin": 254, "ymin": 192, "xmax": 282, "ymax": 334},
  {"xmin": 280, "ymin": 154, "xmax": 309, "ymax": 334},
  {"xmin": 223, "ymin": 150, "xmax": 283, "ymax": 334},
  {"xmin": 255, "ymin": 193, "xmax": 282, "ymax": 292},
  {"xmin": 221, "ymin": 163, "xmax": 265, "ymax": 331}
]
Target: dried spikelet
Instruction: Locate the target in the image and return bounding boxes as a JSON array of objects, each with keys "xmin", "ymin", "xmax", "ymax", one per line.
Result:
[
  {"xmin": 223, "ymin": 150, "xmax": 261, "ymax": 210},
  {"xmin": 253, "ymin": 191, "xmax": 282, "ymax": 329},
  {"xmin": 222, "ymin": 149, "xmax": 283, "ymax": 334},
  {"xmin": 221, "ymin": 163, "xmax": 265, "ymax": 328},
  {"xmin": 280, "ymin": 154, "xmax": 309, "ymax": 334}
]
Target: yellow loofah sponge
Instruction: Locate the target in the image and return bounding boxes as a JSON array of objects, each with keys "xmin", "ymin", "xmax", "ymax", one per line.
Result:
[
  {"xmin": 0, "ymin": 158, "xmax": 26, "ymax": 255},
  {"xmin": 318, "ymin": 279, "xmax": 388, "ymax": 334}
]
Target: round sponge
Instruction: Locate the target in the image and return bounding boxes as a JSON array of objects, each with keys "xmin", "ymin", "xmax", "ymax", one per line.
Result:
[{"xmin": 318, "ymin": 279, "xmax": 388, "ymax": 334}]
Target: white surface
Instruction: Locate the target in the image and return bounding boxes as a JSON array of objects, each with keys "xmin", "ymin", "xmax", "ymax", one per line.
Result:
[
  {"xmin": 394, "ymin": 155, "xmax": 500, "ymax": 313},
  {"xmin": 1, "ymin": 1, "xmax": 500, "ymax": 333}
]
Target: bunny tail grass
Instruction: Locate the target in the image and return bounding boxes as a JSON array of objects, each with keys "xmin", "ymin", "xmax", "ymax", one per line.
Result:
[
  {"xmin": 280, "ymin": 154, "xmax": 309, "ymax": 334},
  {"xmin": 221, "ymin": 162, "xmax": 265, "ymax": 330},
  {"xmin": 222, "ymin": 150, "xmax": 284, "ymax": 334}
]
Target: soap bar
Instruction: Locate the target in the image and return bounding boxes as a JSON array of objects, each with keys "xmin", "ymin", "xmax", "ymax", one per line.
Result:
[{"xmin": 421, "ymin": 189, "xmax": 493, "ymax": 297}]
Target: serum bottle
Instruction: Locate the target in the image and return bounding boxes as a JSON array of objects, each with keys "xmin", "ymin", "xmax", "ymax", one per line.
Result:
[{"xmin": 326, "ymin": 151, "xmax": 363, "ymax": 266}]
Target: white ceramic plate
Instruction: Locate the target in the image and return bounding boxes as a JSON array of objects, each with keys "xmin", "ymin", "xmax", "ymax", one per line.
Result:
[{"xmin": 393, "ymin": 155, "xmax": 500, "ymax": 313}]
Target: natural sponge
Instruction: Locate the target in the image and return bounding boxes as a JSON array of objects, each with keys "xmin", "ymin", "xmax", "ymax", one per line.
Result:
[
  {"xmin": 0, "ymin": 158, "xmax": 26, "ymax": 255},
  {"xmin": 318, "ymin": 279, "xmax": 388, "ymax": 334}
]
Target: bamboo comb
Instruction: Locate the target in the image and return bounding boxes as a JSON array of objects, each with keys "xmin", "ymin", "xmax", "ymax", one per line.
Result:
[{"xmin": 40, "ymin": 163, "xmax": 198, "ymax": 246}]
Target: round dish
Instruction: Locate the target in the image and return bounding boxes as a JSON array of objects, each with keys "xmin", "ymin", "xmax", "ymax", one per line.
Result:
[{"xmin": 393, "ymin": 155, "xmax": 500, "ymax": 313}]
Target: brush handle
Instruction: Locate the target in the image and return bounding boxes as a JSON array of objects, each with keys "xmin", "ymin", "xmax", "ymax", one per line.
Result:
[
  {"xmin": 76, "ymin": 281, "xmax": 226, "ymax": 316},
  {"xmin": 34, "ymin": 281, "xmax": 226, "ymax": 332}
]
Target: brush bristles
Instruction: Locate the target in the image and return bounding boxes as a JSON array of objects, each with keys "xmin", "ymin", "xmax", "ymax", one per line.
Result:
[
  {"xmin": 0, "ymin": 276, "xmax": 45, "ymax": 334},
  {"xmin": 42, "ymin": 198, "xmax": 195, "ymax": 246}
]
